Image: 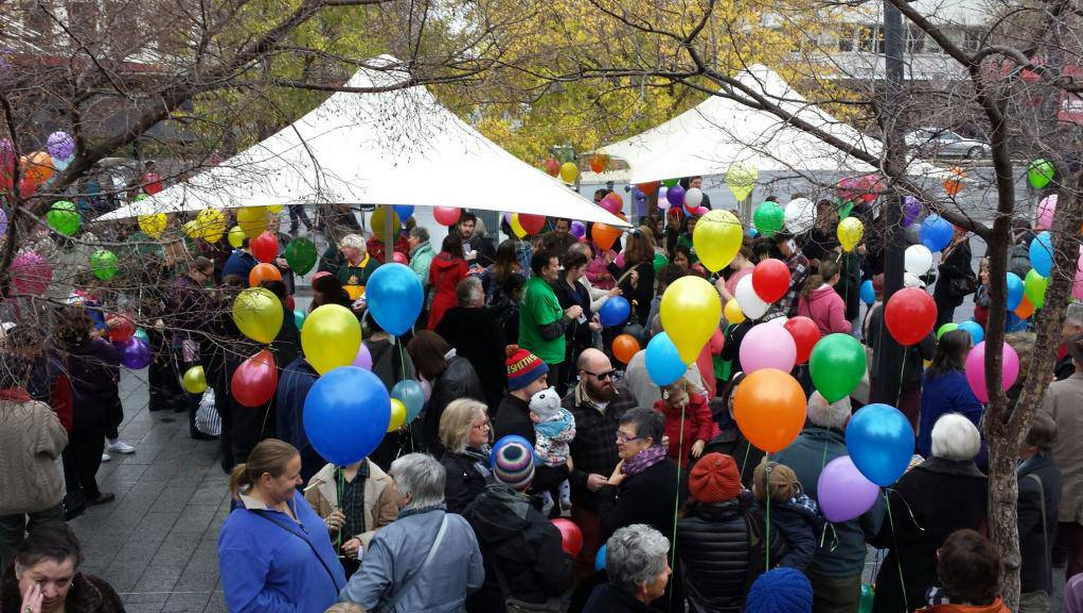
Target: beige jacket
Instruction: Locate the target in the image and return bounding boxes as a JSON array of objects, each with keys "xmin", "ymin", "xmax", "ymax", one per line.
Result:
[
  {"xmin": 0, "ymin": 398, "xmax": 68, "ymax": 515},
  {"xmin": 1041, "ymin": 372, "xmax": 1083, "ymax": 522},
  {"xmin": 304, "ymin": 460, "xmax": 398, "ymax": 548}
]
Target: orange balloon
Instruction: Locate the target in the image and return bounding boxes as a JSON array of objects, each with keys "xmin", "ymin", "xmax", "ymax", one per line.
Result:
[
  {"xmin": 612, "ymin": 334, "xmax": 641, "ymax": 364},
  {"xmin": 592, "ymin": 223, "xmax": 621, "ymax": 251},
  {"xmin": 1016, "ymin": 295, "xmax": 1035, "ymax": 319},
  {"xmin": 589, "ymin": 154, "xmax": 607, "ymax": 174},
  {"xmin": 249, "ymin": 263, "xmax": 282, "ymax": 287},
  {"xmin": 733, "ymin": 368, "xmax": 807, "ymax": 452}
]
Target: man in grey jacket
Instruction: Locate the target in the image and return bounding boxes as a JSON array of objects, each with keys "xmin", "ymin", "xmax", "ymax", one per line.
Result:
[{"xmin": 340, "ymin": 453, "xmax": 484, "ymax": 612}]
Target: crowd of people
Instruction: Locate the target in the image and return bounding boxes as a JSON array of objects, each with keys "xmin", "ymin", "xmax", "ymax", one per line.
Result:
[{"xmin": 3, "ymin": 176, "xmax": 1083, "ymax": 613}]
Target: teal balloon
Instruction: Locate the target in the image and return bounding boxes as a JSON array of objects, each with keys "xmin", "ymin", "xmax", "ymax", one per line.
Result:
[
  {"xmin": 284, "ymin": 238, "xmax": 318, "ymax": 275},
  {"xmin": 392, "ymin": 379, "xmax": 425, "ymax": 423},
  {"xmin": 1030, "ymin": 231, "xmax": 1053, "ymax": 277},
  {"xmin": 860, "ymin": 279, "xmax": 875, "ymax": 305},
  {"xmin": 958, "ymin": 320, "xmax": 984, "ymax": 344},
  {"xmin": 1006, "ymin": 272, "xmax": 1024, "ymax": 310},
  {"xmin": 595, "ymin": 545, "xmax": 607, "ymax": 571},
  {"xmin": 134, "ymin": 328, "xmax": 149, "ymax": 343},
  {"xmin": 366, "ymin": 263, "xmax": 423, "ymax": 336},
  {"xmin": 846, "ymin": 403, "xmax": 912, "ymax": 486},
  {"xmin": 645, "ymin": 332, "xmax": 686, "ymax": 386},
  {"xmin": 859, "ymin": 584, "xmax": 874, "ymax": 613},
  {"xmin": 753, "ymin": 201, "xmax": 784, "ymax": 238},
  {"xmin": 294, "ymin": 309, "xmax": 306, "ymax": 330},
  {"xmin": 47, "ymin": 200, "xmax": 80, "ymax": 236},
  {"xmin": 809, "ymin": 333, "xmax": 867, "ymax": 403}
]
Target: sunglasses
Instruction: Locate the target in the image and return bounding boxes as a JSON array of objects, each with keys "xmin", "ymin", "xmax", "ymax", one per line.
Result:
[{"xmin": 583, "ymin": 369, "xmax": 616, "ymax": 380}]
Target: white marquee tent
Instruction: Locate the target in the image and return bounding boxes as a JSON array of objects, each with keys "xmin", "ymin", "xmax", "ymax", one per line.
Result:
[{"xmin": 97, "ymin": 57, "xmax": 629, "ymax": 229}]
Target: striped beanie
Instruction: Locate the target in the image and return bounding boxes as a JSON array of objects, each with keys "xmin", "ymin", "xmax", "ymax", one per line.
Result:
[
  {"xmin": 491, "ymin": 436, "xmax": 536, "ymax": 491},
  {"xmin": 506, "ymin": 345, "xmax": 548, "ymax": 391}
]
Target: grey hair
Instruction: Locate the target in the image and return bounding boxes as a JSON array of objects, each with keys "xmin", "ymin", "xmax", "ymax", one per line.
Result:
[
  {"xmin": 456, "ymin": 276, "xmax": 484, "ymax": 307},
  {"xmin": 606, "ymin": 524, "xmax": 670, "ymax": 595},
  {"xmin": 339, "ymin": 233, "xmax": 367, "ymax": 252},
  {"xmin": 1067, "ymin": 302, "xmax": 1083, "ymax": 326},
  {"xmin": 568, "ymin": 241, "xmax": 592, "ymax": 259},
  {"xmin": 389, "ymin": 453, "xmax": 446, "ymax": 510},
  {"xmin": 931, "ymin": 413, "xmax": 981, "ymax": 461},
  {"xmin": 807, "ymin": 390, "xmax": 851, "ymax": 429},
  {"xmin": 619, "ymin": 408, "xmax": 665, "ymax": 447},
  {"xmin": 409, "ymin": 226, "xmax": 429, "ymax": 242}
]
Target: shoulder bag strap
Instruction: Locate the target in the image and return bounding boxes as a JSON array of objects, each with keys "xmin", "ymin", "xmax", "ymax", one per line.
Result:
[
  {"xmin": 381, "ymin": 514, "xmax": 449, "ymax": 610},
  {"xmin": 250, "ymin": 510, "xmax": 344, "ymax": 591},
  {"xmin": 1026, "ymin": 473, "xmax": 1049, "ymax": 569}
]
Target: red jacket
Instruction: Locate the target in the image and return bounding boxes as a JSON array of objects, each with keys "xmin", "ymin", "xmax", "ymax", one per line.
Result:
[
  {"xmin": 654, "ymin": 393, "xmax": 718, "ymax": 466},
  {"xmin": 427, "ymin": 253, "xmax": 468, "ymax": 329}
]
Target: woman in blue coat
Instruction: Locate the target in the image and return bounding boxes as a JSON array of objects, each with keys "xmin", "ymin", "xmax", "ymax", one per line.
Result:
[{"xmin": 918, "ymin": 330, "xmax": 986, "ymax": 466}]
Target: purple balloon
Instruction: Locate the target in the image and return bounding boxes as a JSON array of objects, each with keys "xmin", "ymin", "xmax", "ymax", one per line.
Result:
[
  {"xmin": 817, "ymin": 456, "xmax": 881, "ymax": 522},
  {"xmin": 0, "ymin": 207, "xmax": 7, "ymax": 237},
  {"xmin": 119, "ymin": 338, "xmax": 152, "ymax": 370},
  {"xmin": 570, "ymin": 221, "xmax": 586, "ymax": 239},
  {"xmin": 352, "ymin": 344, "xmax": 373, "ymax": 370},
  {"xmin": 666, "ymin": 184, "xmax": 686, "ymax": 208},
  {"xmin": 902, "ymin": 196, "xmax": 921, "ymax": 227},
  {"xmin": 47, "ymin": 131, "xmax": 75, "ymax": 161}
]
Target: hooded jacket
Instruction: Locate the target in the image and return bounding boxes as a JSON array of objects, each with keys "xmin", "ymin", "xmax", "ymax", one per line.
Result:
[
  {"xmin": 427, "ymin": 253, "xmax": 469, "ymax": 329},
  {"xmin": 409, "ymin": 240, "xmax": 436, "ymax": 291},
  {"xmin": 463, "ymin": 484, "xmax": 572, "ymax": 612},
  {"xmin": 65, "ymin": 337, "xmax": 122, "ymax": 430},
  {"xmin": 654, "ymin": 393, "xmax": 718, "ymax": 467},
  {"xmin": 425, "ymin": 354, "xmax": 485, "ymax": 456},
  {"xmin": 797, "ymin": 285, "xmax": 852, "ymax": 335}
]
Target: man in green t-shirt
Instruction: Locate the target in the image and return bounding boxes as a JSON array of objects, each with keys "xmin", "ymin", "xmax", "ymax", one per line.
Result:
[{"xmin": 519, "ymin": 249, "xmax": 582, "ymax": 386}]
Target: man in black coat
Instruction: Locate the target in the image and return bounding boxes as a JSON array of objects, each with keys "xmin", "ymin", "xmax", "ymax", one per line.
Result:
[
  {"xmin": 435, "ymin": 277, "xmax": 507, "ymax": 412},
  {"xmin": 1018, "ymin": 413, "xmax": 1062, "ymax": 609}
]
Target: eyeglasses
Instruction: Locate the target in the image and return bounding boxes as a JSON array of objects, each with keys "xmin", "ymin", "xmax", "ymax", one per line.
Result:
[
  {"xmin": 583, "ymin": 369, "xmax": 616, "ymax": 380},
  {"xmin": 616, "ymin": 431, "xmax": 641, "ymax": 443},
  {"xmin": 472, "ymin": 421, "xmax": 490, "ymax": 431}
]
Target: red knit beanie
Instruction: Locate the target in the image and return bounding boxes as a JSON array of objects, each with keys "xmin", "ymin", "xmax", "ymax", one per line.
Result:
[{"xmin": 689, "ymin": 453, "xmax": 742, "ymax": 503}]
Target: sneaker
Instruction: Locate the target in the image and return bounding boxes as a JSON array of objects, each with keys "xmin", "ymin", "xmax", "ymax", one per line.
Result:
[
  {"xmin": 101, "ymin": 453, "xmax": 112, "ymax": 463},
  {"xmin": 107, "ymin": 440, "xmax": 136, "ymax": 454}
]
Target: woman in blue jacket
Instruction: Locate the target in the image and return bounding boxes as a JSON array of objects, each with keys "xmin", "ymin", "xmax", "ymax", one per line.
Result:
[
  {"xmin": 218, "ymin": 439, "xmax": 346, "ymax": 613},
  {"xmin": 918, "ymin": 330, "xmax": 986, "ymax": 464}
]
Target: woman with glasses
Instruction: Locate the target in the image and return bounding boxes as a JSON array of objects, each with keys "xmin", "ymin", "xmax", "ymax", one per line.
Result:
[
  {"xmin": 599, "ymin": 408, "xmax": 679, "ymax": 542},
  {"xmin": 438, "ymin": 399, "xmax": 494, "ymax": 515}
]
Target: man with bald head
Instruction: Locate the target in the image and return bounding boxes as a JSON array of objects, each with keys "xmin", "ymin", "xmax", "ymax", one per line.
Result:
[{"xmin": 562, "ymin": 348, "xmax": 640, "ymax": 577}]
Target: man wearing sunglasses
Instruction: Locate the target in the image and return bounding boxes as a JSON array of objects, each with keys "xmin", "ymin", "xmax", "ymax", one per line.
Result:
[{"xmin": 561, "ymin": 348, "xmax": 640, "ymax": 579}]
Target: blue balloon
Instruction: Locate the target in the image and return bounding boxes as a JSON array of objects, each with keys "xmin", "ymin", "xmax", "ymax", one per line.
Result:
[
  {"xmin": 920, "ymin": 214, "xmax": 953, "ymax": 252},
  {"xmin": 1030, "ymin": 231, "xmax": 1053, "ymax": 277},
  {"xmin": 748, "ymin": 227, "xmax": 758, "ymax": 238},
  {"xmin": 846, "ymin": 403, "xmax": 913, "ymax": 486},
  {"xmin": 645, "ymin": 332, "xmax": 686, "ymax": 386},
  {"xmin": 599, "ymin": 296, "xmax": 631, "ymax": 327},
  {"xmin": 860, "ymin": 279, "xmax": 875, "ymax": 305},
  {"xmin": 304, "ymin": 367, "xmax": 391, "ymax": 466},
  {"xmin": 393, "ymin": 205, "xmax": 415, "ymax": 221},
  {"xmin": 367, "ymin": 263, "xmax": 423, "ymax": 336},
  {"xmin": 1006, "ymin": 272, "xmax": 1024, "ymax": 310},
  {"xmin": 958, "ymin": 320, "xmax": 984, "ymax": 344},
  {"xmin": 391, "ymin": 379, "xmax": 425, "ymax": 423},
  {"xmin": 595, "ymin": 545, "xmax": 607, "ymax": 571},
  {"xmin": 1006, "ymin": 311, "xmax": 1028, "ymax": 332}
]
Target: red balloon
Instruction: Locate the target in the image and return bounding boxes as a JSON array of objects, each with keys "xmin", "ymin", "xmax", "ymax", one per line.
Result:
[
  {"xmin": 285, "ymin": 294, "xmax": 295, "ymax": 311},
  {"xmin": 885, "ymin": 287, "xmax": 938, "ymax": 346},
  {"xmin": 636, "ymin": 181, "xmax": 660, "ymax": 196},
  {"xmin": 519, "ymin": 213, "xmax": 546, "ymax": 235},
  {"xmin": 551, "ymin": 518, "xmax": 583, "ymax": 556},
  {"xmin": 107, "ymin": 314, "xmax": 136, "ymax": 343},
  {"xmin": 434, "ymin": 206, "xmax": 461, "ymax": 226},
  {"xmin": 232, "ymin": 349, "xmax": 279, "ymax": 407},
  {"xmin": 784, "ymin": 316, "xmax": 821, "ymax": 365},
  {"xmin": 752, "ymin": 259, "xmax": 791, "ymax": 303},
  {"xmin": 392, "ymin": 251, "xmax": 408, "ymax": 265},
  {"xmin": 251, "ymin": 231, "xmax": 278, "ymax": 264},
  {"xmin": 544, "ymin": 158, "xmax": 561, "ymax": 177}
]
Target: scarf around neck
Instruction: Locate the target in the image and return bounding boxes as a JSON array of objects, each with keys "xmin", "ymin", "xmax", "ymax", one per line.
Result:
[{"xmin": 622, "ymin": 446, "xmax": 667, "ymax": 476}]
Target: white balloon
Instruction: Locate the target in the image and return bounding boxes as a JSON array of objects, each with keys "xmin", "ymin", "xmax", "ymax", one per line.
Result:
[
  {"xmin": 735, "ymin": 274, "xmax": 770, "ymax": 320},
  {"xmin": 657, "ymin": 187, "xmax": 670, "ymax": 210},
  {"xmin": 784, "ymin": 198, "xmax": 816, "ymax": 234},
  {"xmin": 904, "ymin": 244, "xmax": 933, "ymax": 276},
  {"xmin": 685, "ymin": 188, "xmax": 704, "ymax": 209},
  {"xmin": 904, "ymin": 272, "xmax": 927, "ymax": 288}
]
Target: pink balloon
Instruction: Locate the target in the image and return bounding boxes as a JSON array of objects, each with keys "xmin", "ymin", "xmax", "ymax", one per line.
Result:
[
  {"xmin": 392, "ymin": 251, "xmax": 408, "ymax": 265},
  {"xmin": 1074, "ymin": 249, "xmax": 1083, "ymax": 300},
  {"xmin": 1036, "ymin": 194, "xmax": 1057, "ymax": 231},
  {"xmin": 739, "ymin": 322, "xmax": 797, "ymax": 374},
  {"xmin": 599, "ymin": 193, "xmax": 623, "ymax": 215},
  {"xmin": 420, "ymin": 378, "xmax": 432, "ymax": 402},
  {"xmin": 11, "ymin": 251, "xmax": 51, "ymax": 296},
  {"xmin": 614, "ymin": 251, "xmax": 626, "ymax": 269},
  {"xmin": 352, "ymin": 344, "xmax": 373, "ymax": 370},
  {"xmin": 965, "ymin": 341, "xmax": 1020, "ymax": 403},
  {"xmin": 693, "ymin": 206, "xmax": 709, "ymax": 216}
]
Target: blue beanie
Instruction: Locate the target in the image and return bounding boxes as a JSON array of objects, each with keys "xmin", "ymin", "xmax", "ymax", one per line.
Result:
[{"xmin": 746, "ymin": 568, "xmax": 813, "ymax": 613}]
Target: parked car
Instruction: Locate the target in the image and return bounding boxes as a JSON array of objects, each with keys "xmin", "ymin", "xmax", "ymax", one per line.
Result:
[{"xmin": 905, "ymin": 128, "xmax": 991, "ymax": 159}]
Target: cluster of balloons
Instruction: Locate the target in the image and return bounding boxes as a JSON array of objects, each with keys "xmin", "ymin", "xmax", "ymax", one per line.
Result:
[{"xmin": 0, "ymin": 139, "xmax": 60, "ymax": 197}]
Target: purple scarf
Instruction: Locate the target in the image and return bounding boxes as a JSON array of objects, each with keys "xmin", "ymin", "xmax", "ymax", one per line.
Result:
[{"xmin": 622, "ymin": 446, "xmax": 667, "ymax": 476}]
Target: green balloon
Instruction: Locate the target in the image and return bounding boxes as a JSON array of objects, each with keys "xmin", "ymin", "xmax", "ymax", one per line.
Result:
[
  {"xmin": 284, "ymin": 237, "xmax": 317, "ymax": 275},
  {"xmin": 1025, "ymin": 268, "xmax": 1049, "ymax": 309},
  {"xmin": 753, "ymin": 201, "xmax": 785, "ymax": 238},
  {"xmin": 809, "ymin": 333, "xmax": 867, "ymax": 403},
  {"xmin": 653, "ymin": 251, "xmax": 669, "ymax": 274},
  {"xmin": 47, "ymin": 200, "xmax": 80, "ymax": 236},
  {"xmin": 859, "ymin": 584, "xmax": 874, "ymax": 613},
  {"xmin": 134, "ymin": 327, "xmax": 149, "ymax": 343},
  {"xmin": 1028, "ymin": 159, "xmax": 1055, "ymax": 190},
  {"xmin": 936, "ymin": 322, "xmax": 958, "ymax": 339},
  {"xmin": 662, "ymin": 178, "xmax": 680, "ymax": 188},
  {"xmin": 89, "ymin": 249, "xmax": 118, "ymax": 281},
  {"xmin": 838, "ymin": 200, "xmax": 855, "ymax": 220},
  {"xmin": 294, "ymin": 309, "xmax": 306, "ymax": 330}
]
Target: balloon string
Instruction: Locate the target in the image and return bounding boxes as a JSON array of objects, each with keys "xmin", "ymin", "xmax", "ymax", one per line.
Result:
[
  {"xmin": 336, "ymin": 466, "xmax": 344, "ymax": 550},
  {"xmin": 741, "ymin": 440, "xmax": 752, "ymax": 478},
  {"xmin": 669, "ymin": 402, "xmax": 687, "ymax": 610},
  {"xmin": 764, "ymin": 453, "xmax": 771, "ymax": 570},
  {"xmin": 885, "ymin": 491, "xmax": 909, "ymax": 613}
]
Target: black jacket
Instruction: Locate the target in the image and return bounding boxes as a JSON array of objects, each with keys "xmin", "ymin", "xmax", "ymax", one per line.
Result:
[
  {"xmin": 435, "ymin": 307, "xmax": 507, "ymax": 411},
  {"xmin": 494, "ymin": 394, "xmax": 569, "ymax": 494},
  {"xmin": 677, "ymin": 497, "xmax": 785, "ymax": 613},
  {"xmin": 583, "ymin": 583, "xmax": 654, "ymax": 613},
  {"xmin": 554, "ymin": 275, "xmax": 594, "ymax": 351},
  {"xmin": 871, "ymin": 457, "xmax": 988, "ymax": 613},
  {"xmin": 425, "ymin": 355, "xmax": 485, "ymax": 456},
  {"xmin": 66, "ymin": 337, "xmax": 122, "ymax": 430},
  {"xmin": 464, "ymin": 484, "xmax": 572, "ymax": 612},
  {"xmin": 440, "ymin": 448, "xmax": 492, "ymax": 515},
  {"xmin": 599, "ymin": 455, "xmax": 680, "ymax": 541},
  {"xmin": 1018, "ymin": 453, "xmax": 1061, "ymax": 594},
  {"xmin": 755, "ymin": 496, "xmax": 821, "ymax": 571},
  {"xmin": 933, "ymin": 238, "xmax": 974, "ymax": 307},
  {"xmin": 563, "ymin": 384, "xmax": 639, "ymax": 512}
]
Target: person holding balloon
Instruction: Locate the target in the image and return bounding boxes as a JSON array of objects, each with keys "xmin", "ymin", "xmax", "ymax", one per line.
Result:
[
  {"xmin": 766, "ymin": 232, "xmax": 810, "ymax": 319},
  {"xmin": 222, "ymin": 238, "xmax": 258, "ymax": 281},
  {"xmin": 653, "ymin": 378, "xmax": 716, "ymax": 468},
  {"xmin": 458, "ymin": 212, "xmax": 497, "ymax": 267},
  {"xmin": 275, "ymin": 350, "xmax": 327, "ymax": 483},
  {"xmin": 407, "ymin": 330, "xmax": 482, "ymax": 458},
  {"xmin": 863, "ymin": 284, "xmax": 937, "ymax": 428},
  {"xmin": 607, "ymin": 230, "xmax": 656, "ymax": 326},
  {"xmin": 932, "ymin": 226, "xmax": 976, "ymax": 330},
  {"xmin": 796, "ymin": 260, "xmax": 852, "ymax": 336}
]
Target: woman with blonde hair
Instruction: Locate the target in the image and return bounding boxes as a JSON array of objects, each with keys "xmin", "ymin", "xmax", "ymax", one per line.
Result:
[
  {"xmin": 218, "ymin": 439, "xmax": 346, "ymax": 612},
  {"xmin": 438, "ymin": 399, "xmax": 493, "ymax": 514}
]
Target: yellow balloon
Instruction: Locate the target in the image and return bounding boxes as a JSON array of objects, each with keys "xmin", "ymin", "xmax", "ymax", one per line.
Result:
[
  {"xmin": 724, "ymin": 299, "xmax": 746, "ymax": 324},
  {"xmin": 660, "ymin": 276, "xmax": 722, "ymax": 364},
  {"xmin": 387, "ymin": 399, "xmax": 407, "ymax": 432},
  {"xmin": 182, "ymin": 365, "xmax": 207, "ymax": 394},
  {"xmin": 267, "ymin": 204, "xmax": 284, "ymax": 214},
  {"xmin": 560, "ymin": 161, "xmax": 578, "ymax": 184},
  {"xmin": 837, "ymin": 217, "xmax": 864, "ymax": 252},
  {"xmin": 725, "ymin": 163, "xmax": 759, "ymax": 202},
  {"xmin": 138, "ymin": 213, "xmax": 167, "ymax": 239},
  {"xmin": 510, "ymin": 214, "xmax": 528, "ymax": 239},
  {"xmin": 301, "ymin": 304, "xmax": 362, "ymax": 375},
  {"xmin": 228, "ymin": 225, "xmax": 245, "ymax": 248},
  {"xmin": 194, "ymin": 209, "xmax": 227, "ymax": 242},
  {"xmin": 693, "ymin": 210, "xmax": 743, "ymax": 272},
  {"xmin": 371, "ymin": 206, "xmax": 401, "ymax": 232},
  {"xmin": 232, "ymin": 287, "xmax": 283, "ymax": 344},
  {"xmin": 237, "ymin": 206, "xmax": 270, "ymax": 239}
]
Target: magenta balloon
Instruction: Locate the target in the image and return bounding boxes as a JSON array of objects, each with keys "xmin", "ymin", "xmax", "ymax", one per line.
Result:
[
  {"xmin": 614, "ymin": 251, "xmax": 626, "ymax": 269},
  {"xmin": 352, "ymin": 344, "xmax": 373, "ymax": 370},
  {"xmin": 570, "ymin": 221, "xmax": 586, "ymax": 239},
  {"xmin": 739, "ymin": 322, "xmax": 797, "ymax": 374},
  {"xmin": 11, "ymin": 251, "xmax": 51, "ymax": 296},
  {"xmin": 817, "ymin": 456, "xmax": 881, "ymax": 522},
  {"xmin": 965, "ymin": 341, "xmax": 1020, "ymax": 403}
]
